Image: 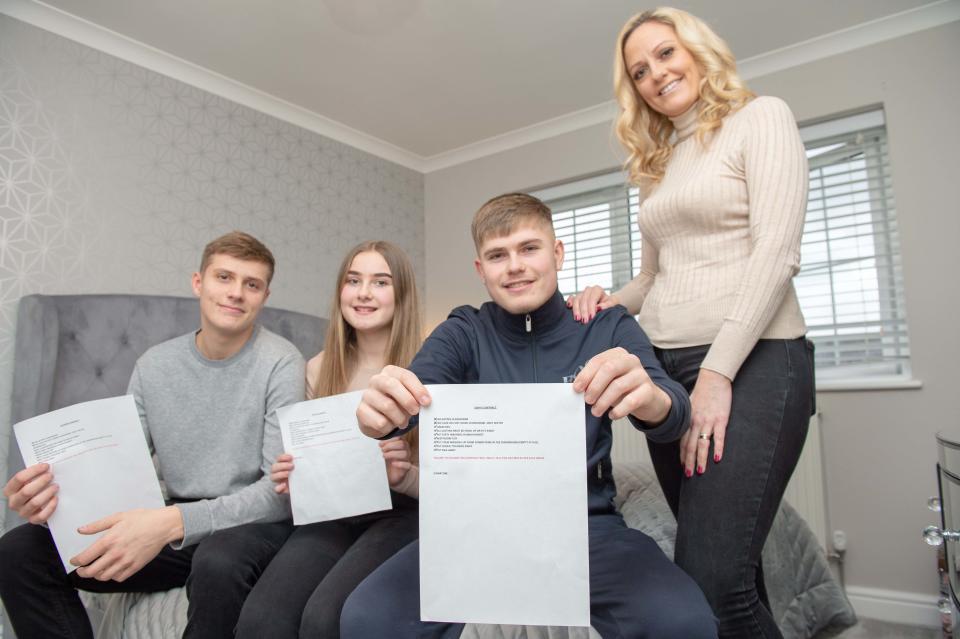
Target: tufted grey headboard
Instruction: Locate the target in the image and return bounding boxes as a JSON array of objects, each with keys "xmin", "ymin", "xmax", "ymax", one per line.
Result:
[{"xmin": 3, "ymin": 294, "xmax": 328, "ymax": 533}]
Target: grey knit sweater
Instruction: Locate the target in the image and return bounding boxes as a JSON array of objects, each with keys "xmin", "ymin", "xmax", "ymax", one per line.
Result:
[{"xmin": 127, "ymin": 325, "xmax": 305, "ymax": 547}]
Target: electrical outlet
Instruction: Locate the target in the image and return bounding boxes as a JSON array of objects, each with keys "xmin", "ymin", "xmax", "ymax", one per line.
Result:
[{"xmin": 832, "ymin": 529, "xmax": 847, "ymax": 552}]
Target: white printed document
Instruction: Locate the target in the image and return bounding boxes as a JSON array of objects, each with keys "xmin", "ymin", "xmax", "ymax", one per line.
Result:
[
  {"xmin": 14, "ymin": 395, "xmax": 165, "ymax": 572},
  {"xmin": 277, "ymin": 390, "xmax": 392, "ymax": 525},
  {"xmin": 419, "ymin": 383, "xmax": 590, "ymax": 626}
]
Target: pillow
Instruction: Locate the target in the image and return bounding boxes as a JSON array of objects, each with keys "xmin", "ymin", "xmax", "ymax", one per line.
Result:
[{"xmin": 764, "ymin": 501, "xmax": 858, "ymax": 638}]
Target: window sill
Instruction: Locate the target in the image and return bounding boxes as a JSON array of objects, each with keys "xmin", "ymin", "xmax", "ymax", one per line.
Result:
[{"xmin": 816, "ymin": 377, "xmax": 923, "ymax": 392}]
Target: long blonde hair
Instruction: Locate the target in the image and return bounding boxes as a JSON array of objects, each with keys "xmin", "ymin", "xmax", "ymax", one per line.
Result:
[
  {"xmin": 314, "ymin": 240, "xmax": 422, "ymax": 457},
  {"xmin": 613, "ymin": 7, "xmax": 754, "ymax": 186}
]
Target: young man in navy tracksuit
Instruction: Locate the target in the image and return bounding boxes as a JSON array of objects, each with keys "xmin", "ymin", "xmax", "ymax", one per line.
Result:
[{"xmin": 343, "ymin": 193, "xmax": 717, "ymax": 638}]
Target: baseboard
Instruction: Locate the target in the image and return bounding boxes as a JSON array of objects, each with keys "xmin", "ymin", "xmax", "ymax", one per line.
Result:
[{"xmin": 845, "ymin": 586, "xmax": 942, "ymax": 629}]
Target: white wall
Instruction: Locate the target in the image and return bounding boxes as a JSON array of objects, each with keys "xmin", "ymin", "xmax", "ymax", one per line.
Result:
[{"xmin": 424, "ymin": 21, "xmax": 960, "ymax": 604}]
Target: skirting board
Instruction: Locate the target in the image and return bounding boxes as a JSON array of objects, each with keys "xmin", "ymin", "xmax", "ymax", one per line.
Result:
[{"xmin": 846, "ymin": 586, "xmax": 941, "ymax": 629}]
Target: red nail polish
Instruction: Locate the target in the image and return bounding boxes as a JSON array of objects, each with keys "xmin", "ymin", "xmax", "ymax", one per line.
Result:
[
  {"xmin": 596, "ymin": 305, "xmax": 602, "ymax": 311},
  {"xmin": 697, "ymin": 465, "xmax": 704, "ymax": 474},
  {"xmin": 714, "ymin": 454, "xmax": 720, "ymax": 463},
  {"xmin": 574, "ymin": 315, "xmax": 580, "ymax": 321},
  {"xmin": 685, "ymin": 468, "xmax": 692, "ymax": 478}
]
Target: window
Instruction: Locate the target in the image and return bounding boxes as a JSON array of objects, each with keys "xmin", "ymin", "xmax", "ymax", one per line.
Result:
[
  {"xmin": 797, "ymin": 110, "xmax": 909, "ymax": 381},
  {"xmin": 533, "ymin": 173, "xmax": 639, "ymax": 299},
  {"xmin": 533, "ymin": 107, "xmax": 911, "ymax": 383}
]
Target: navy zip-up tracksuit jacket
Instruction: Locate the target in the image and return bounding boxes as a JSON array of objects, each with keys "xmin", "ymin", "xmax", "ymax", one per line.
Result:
[{"xmin": 407, "ymin": 290, "xmax": 690, "ymax": 515}]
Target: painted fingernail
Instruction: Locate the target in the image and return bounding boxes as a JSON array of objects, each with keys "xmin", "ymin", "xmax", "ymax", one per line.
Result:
[
  {"xmin": 574, "ymin": 314, "xmax": 580, "ymax": 321},
  {"xmin": 714, "ymin": 454, "xmax": 721, "ymax": 463},
  {"xmin": 596, "ymin": 305, "xmax": 602, "ymax": 311},
  {"xmin": 697, "ymin": 465, "xmax": 704, "ymax": 474},
  {"xmin": 685, "ymin": 468, "xmax": 693, "ymax": 478}
]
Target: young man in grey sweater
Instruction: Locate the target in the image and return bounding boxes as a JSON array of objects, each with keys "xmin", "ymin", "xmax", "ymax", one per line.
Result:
[{"xmin": 0, "ymin": 231, "xmax": 305, "ymax": 639}]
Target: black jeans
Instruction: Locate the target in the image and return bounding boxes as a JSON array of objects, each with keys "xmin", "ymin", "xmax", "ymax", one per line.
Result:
[
  {"xmin": 235, "ymin": 493, "xmax": 419, "ymax": 639},
  {"xmin": 649, "ymin": 338, "xmax": 814, "ymax": 639},
  {"xmin": 0, "ymin": 520, "xmax": 292, "ymax": 639}
]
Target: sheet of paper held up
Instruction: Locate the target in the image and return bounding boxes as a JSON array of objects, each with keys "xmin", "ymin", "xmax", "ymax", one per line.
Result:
[
  {"xmin": 14, "ymin": 395, "xmax": 165, "ymax": 572},
  {"xmin": 419, "ymin": 383, "xmax": 590, "ymax": 627},
  {"xmin": 277, "ymin": 390, "xmax": 392, "ymax": 525}
]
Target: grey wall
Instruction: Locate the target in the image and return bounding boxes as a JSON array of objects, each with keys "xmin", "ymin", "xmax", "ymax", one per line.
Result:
[
  {"xmin": 0, "ymin": 14, "xmax": 425, "ymax": 497},
  {"xmin": 424, "ymin": 21, "xmax": 960, "ymax": 599}
]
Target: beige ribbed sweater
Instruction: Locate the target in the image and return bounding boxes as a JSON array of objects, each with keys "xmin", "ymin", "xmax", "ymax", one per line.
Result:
[{"xmin": 617, "ymin": 96, "xmax": 808, "ymax": 380}]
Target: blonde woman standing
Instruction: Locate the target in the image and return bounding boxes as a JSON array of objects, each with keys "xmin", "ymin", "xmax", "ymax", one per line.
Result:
[
  {"xmin": 236, "ymin": 240, "xmax": 421, "ymax": 639},
  {"xmin": 568, "ymin": 8, "xmax": 814, "ymax": 637}
]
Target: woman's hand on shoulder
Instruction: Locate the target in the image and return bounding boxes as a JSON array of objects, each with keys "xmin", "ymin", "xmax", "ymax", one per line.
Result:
[
  {"xmin": 681, "ymin": 369, "xmax": 732, "ymax": 477},
  {"xmin": 269, "ymin": 453, "xmax": 295, "ymax": 494},
  {"xmin": 566, "ymin": 285, "xmax": 620, "ymax": 324}
]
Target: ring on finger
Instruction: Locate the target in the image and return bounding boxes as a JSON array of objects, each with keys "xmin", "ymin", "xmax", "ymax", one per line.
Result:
[{"xmin": 697, "ymin": 433, "xmax": 711, "ymax": 441}]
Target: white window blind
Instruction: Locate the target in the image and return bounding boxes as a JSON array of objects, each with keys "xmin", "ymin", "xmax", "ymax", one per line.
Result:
[
  {"xmin": 533, "ymin": 107, "xmax": 910, "ymax": 382},
  {"xmin": 549, "ymin": 188, "xmax": 633, "ymax": 295},
  {"xmin": 798, "ymin": 110, "xmax": 909, "ymax": 380}
]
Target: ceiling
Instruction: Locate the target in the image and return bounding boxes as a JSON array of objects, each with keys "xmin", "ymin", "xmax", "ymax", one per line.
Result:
[{"xmin": 4, "ymin": 0, "xmax": 949, "ymax": 167}]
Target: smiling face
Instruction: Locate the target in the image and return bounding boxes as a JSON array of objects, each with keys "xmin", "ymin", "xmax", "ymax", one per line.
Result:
[
  {"xmin": 623, "ymin": 20, "xmax": 702, "ymax": 118},
  {"xmin": 339, "ymin": 250, "xmax": 396, "ymax": 335},
  {"xmin": 474, "ymin": 220, "xmax": 564, "ymax": 315},
  {"xmin": 192, "ymin": 253, "xmax": 271, "ymax": 342}
]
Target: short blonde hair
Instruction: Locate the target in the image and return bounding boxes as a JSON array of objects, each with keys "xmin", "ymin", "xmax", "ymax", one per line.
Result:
[
  {"xmin": 199, "ymin": 231, "xmax": 276, "ymax": 284},
  {"xmin": 471, "ymin": 193, "xmax": 554, "ymax": 252},
  {"xmin": 613, "ymin": 7, "xmax": 754, "ymax": 186}
]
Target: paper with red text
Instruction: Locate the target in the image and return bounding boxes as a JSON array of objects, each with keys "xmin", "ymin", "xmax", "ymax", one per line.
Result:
[
  {"xmin": 419, "ymin": 383, "xmax": 589, "ymax": 626},
  {"xmin": 278, "ymin": 390, "xmax": 391, "ymax": 525},
  {"xmin": 14, "ymin": 395, "xmax": 164, "ymax": 572}
]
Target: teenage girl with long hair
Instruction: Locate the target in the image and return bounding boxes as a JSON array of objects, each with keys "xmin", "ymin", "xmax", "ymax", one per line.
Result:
[{"xmin": 236, "ymin": 240, "xmax": 421, "ymax": 639}]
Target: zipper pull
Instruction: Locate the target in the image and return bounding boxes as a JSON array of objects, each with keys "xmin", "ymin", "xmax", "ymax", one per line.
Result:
[{"xmin": 525, "ymin": 314, "xmax": 532, "ymax": 333}]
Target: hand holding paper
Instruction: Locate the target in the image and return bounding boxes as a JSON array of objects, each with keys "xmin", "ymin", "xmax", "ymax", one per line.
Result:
[
  {"xmin": 72, "ymin": 506, "xmax": 184, "ymax": 582},
  {"xmin": 270, "ymin": 453, "xmax": 295, "ymax": 494},
  {"xmin": 3, "ymin": 462, "xmax": 59, "ymax": 524},
  {"xmin": 13, "ymin": 395, "xmax": 167, "ymax": 572},
  {"xmin": 277, "ymin": 390, "xmax": 393, "ymax": 525},
  {"xmin": 380, "ymin": 438, "xmax": 414, "ymax": 488},
  {"xmin": 356, "ymin": 365, "xmax": 431, "ymax": 437},
  {"xmin": 573, "ymin": 347, "xmax": 672, "ymax": 423},
  {"xmin": 270, "ymin": 440, "xmax": 413, "ymax": 496}
]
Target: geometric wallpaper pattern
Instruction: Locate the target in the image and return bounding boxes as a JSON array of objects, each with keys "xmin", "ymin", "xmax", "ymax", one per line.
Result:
[{"xmin": 0, "ymin": 15, "xmax": 425, "ymax": 510}]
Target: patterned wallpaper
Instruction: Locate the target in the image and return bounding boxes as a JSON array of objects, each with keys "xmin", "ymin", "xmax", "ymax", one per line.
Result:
[{"xmin": 0, "ymin": 14, "xmax": 425, "ymax": 501}]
